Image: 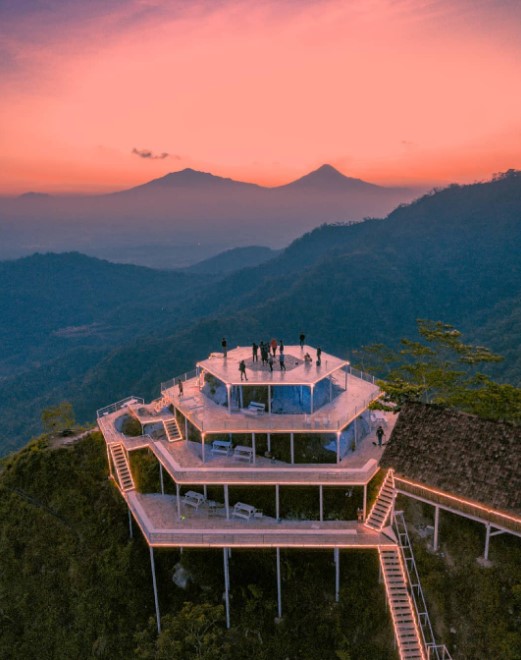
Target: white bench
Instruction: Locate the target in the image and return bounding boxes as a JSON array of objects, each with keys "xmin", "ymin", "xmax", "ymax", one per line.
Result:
[
  {"xmin": 232, "ymin": 502, "xmax": 262, "ymax": 520},
  {"xmin": 244, "ymin": 401, "xmax": 265, "ymax": 417},
  {"xmin": 211, "ymin": 440, "xmax": 233, "ymax": 455},
  {"xmin": 233, "ymin": 445, "xmax": 254, "ymax": 462},
  {"xmin": 183, "ymin": 490, "xmax": 206, "ymax": 509}
]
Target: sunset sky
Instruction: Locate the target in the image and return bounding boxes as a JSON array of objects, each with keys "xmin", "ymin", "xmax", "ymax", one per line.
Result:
[{"xmin": 1, "ymin": 0, "xmax": 521, "ymax": 194}]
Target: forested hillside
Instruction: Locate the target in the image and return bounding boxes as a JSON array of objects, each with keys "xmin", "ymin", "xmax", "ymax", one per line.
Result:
[{"xmin": 1, "ymin": 171, "xmax": 520, "ymax": 454}]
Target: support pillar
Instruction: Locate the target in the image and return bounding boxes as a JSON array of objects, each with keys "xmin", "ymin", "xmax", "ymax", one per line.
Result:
[
  {"xmin": 336, "ymin": 432, "xmax": 341, "ymax": 464},
  {"xmin": 334, "ymin": 548, "xmax": 340, "ymax": 603},
  {"xmin": 227, "ymin": 385, "xmax": 231, "ymax": 413},
  {"xmin": 267, "ymin": 432, "xmax": 271, "ymax": 453},
  {"xmin": 201, "ymin": 432, "xmax": 206, "ymax": 463},
  {"xmin": 329, "ymin": 379, "xmax": 333, "ymax": 402},
  {"xmin": 484, "ymin": 523, "xmax": 491, "ymax": 561},
  {"xmin": 239, "ymin": 386, "xmax": 244, "ymax": 409},
  {"xmin": 252, "ymin": 432, "xmax": 256, "ymax": 465},
  {"xmin": 276, "ymin": 547, "xmax": 282, "ymax": 619},
  {"xmin": 354, "ymin": 417, "xmax": 358, "ymax": 446},
  {"xmin": 433, "ymin": 505, "xmax": 440, "ymax": 551},
  {"xmin": 128, "ymin": 510, "xmax": 133, "ymax": 539},
  {"xmin": 176, "ymin": 482, "xmax": 182, "ymax": 519},
  {"xmin": 106, "ymin": 444, "xmax": 114, "ymax": 479},
  {"xmin": 275, "ymin": 484, "xmax": 280, "ymax": 521},
  {"xmin": 363, "ymin": 483, "xmax": 367, "ymax": 520},
  {"xmin": 290, "ymin": 433, "xmax": 295, "ymax": 464},
  {"xmin": 159, "ymin": 463, "xmax": 164, "ymax": 495},
  {"xmin": 310, "ymin": 385, "xmax": 314, "ymax": 414},
  {"xmin": 149, "ymin": 547, "xmax": 161, "ymax": 634},
  {"xmin": 184, "ymin": 417, "xmax": 189, "ymax": 441},
  {"xmin": 224, "ymin": 485, "xmax": 230, "ymax": 519},
  {"xmin": 203, "ymin": 485, "xmax": 208, "ymax": 499},
  {"xmin": 223, "ymin": 548, "xmax": 231, "ymax": 629},
  {"xmin": 268, "ymin": 386, "xmax": 271, "ymax": 414},
  {"xmin": 319, "ymin": 485, "xmax": 324, "ymax": 522},
  {"xmin": 344, "ymin": 369, "xmax": 348, "ymax": 390}
]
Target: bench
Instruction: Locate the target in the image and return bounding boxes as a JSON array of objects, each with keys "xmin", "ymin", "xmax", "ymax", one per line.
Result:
[
  {"xmin": 211, "ymin": 440, "xmax": 233, "ymax": 456},
  {"xmin": 232, "ymin": 502, "xmax": 262, "ymax": 520},
  {"xmin": 183, "ymin": 490, "xmax": 206, "ymax": 509},
  {"xmin": 233, "ymin": 445, "xmax": 254, "ymax": 462},
  {"xmin": 244, "ymin": 401, "xmax": 265, "ymax": 417}
]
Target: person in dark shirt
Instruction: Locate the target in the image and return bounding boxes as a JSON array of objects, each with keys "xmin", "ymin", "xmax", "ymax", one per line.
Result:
[
  {"xmin": 239, "ymin": 360, "xmax": 248, "ymax": 381},
  {"xmin": 299, "ymin": 333, "xmax": 306, "ymax": 349},
  {"xmin": 221, "ymin": 337, "xmax": 227, "ymax": 358}
]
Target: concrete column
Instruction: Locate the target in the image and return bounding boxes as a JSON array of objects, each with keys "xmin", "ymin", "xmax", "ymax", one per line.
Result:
[
  {"xmin": 184, "ymin": 417, "xmax": 189, "ymax": 441},
  {"xmin": 363, "ymin": 483, "xmax": 367, "ymax": 520},
  {"xmin": 336, "ymin": 432, "xmax": 341, "ymax": 464},
  {"xmin": 267, "ymin": 433, "xmax": 271, "ymax": 453},
  {"xmin": 149, "ymin": 547, "xmax": 161, "ymax": 634},
  {"xmin": 223, "ymin": 548, "xmax": 231, "ymax": 629},
  {"xmin": 268, "ymin": 386, "xmax": 271, "ymax": 414},
  {"xmin": 334, "ymin": 548, "xmax": 340, "ymax": 602},
  {"xmin": 319, "ymin": 485, "xmax": 324, "ymax": 522},
  {"xmin": 354, "ymin": 417, "xmax": 358, "ymax": 446},
  {"xmin": 276, "ymin": 547, "xmax": 282, "ymax": 619},
  {"xmin": 240, "ymin": 386, "xmax": 244, "ymax": 408},
  {"xmin": 224, "ymin": 485, "xmax": 230, "ymax": 519},
  {"xmin": 128, "ymin": 510, "xmax": 133, "ymax": 539},
  {"xmin": 252, "ymin": 432, "xmax": 256, "ymax": 465},
  {"xmin": 176, "ymin": 483, "xmax": 182, "ymax": 519},
  {"xmin": 159, "ymin": 463, "xmax": 164, "ymax": 495},
  {"xmin": 484, "ymin": 523, "xmax": 491, "ymax": 561},
  {"xmin": 203, "ymin": 485, "xmax": 208, "ymax": 499},
  {"xmin": 310, "ymin": 385, "xmax": 314, "ymax": 414},
  {"xmin": 201, "ymin": 432, "xmax": 206, "ymax": 463},
  {"xmin": 227, "ymin": 385, "xmax": 231, "ymax": 413},
  {"xmin": 275, "ymin": 484, "xmax": 280, "ymax": 521},
  {"xmin": 433, "ymin": 505, "xmax": 440, "ymax": 551},
  {"xmin": 290, "ymin": 433, "xmax": 295, "ymax": 464},
  {"xmin": 344, "ymin": 369, "xmax": 348, "ymax": 390},
  {"xmin": 330, "ymin": 379, "xmax": 333, "ymax": 402}
]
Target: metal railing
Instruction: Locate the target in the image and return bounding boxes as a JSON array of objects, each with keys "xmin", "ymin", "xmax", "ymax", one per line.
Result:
[
  {"xmin": 97, "ymin": 396, "xmax": 144, "ymax": 419},
  {"xmin": 345, "ymin": 364, "xmax": 377, "ymax": 384},
  {"xmin": 161, "ymin": 369, "xmax": 198, "ymax": 393}
]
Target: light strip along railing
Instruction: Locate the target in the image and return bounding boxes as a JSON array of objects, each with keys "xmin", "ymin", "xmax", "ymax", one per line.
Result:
[
  {"xmin": 161, "ymin": 369, "xmax": 198, "ymax": 394},
  {"xmin": 97, "ymin": 396, "xmax": 144, "ymax": 419},
  {"xmin": 344, "ymin": 365, "xmax": 377, "ymax": 385},
  {"xmin": 394, "ymin": 511, "xmax": 453, "ymax": 660}
]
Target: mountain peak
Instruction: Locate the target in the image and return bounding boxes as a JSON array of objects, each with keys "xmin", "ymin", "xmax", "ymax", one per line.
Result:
[{"xmin": 278, "ymin": 164, "xmax": 382, "ymax": 192}]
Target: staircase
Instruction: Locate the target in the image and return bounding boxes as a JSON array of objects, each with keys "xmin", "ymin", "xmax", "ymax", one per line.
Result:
[
  {"xmin": 379, "ymin": 548, "xmax": 426, "ymax": 660},
  {"xmin": 394, "ymin": 511, "xmax": 453, "ymax": 660},
  {"xmin": 163, "ymin": 417, "xmax": 183, "ymax": 442},
  {"xmin": 109, "ymin": 443, "xmax": 135, "ymax": 492},
  {"xmin": 365, "ymin": 469, "xmax": 396, "ymax": 531}
]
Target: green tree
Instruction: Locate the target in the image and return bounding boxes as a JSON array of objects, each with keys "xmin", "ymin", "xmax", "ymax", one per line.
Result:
[
  {"xmin": 356, "ymin": 320, "xmax": 521, "ymax": 422},
  {"xmin": 40, "ymin": 401, "xmax": 75, "ymax": 434}
]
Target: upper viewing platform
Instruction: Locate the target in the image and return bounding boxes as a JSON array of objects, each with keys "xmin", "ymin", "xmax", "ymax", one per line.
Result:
[{"xmin": 197, "ymin": 345, "xmax": 348, "ymax": 386}]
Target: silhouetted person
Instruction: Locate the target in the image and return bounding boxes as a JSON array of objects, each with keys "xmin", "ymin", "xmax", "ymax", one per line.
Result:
[
  {"xmin": 376, "ymin": 425, "xmax": 385, "ymax": 447},
  {"xmin": 304, "ymin": 352, "xmax": 312, "ymax": 365},
  {"xmin": 221, "ymin": 337, "xmax": 227, "ymax": 358},
  {"xmin": 268, "ymin": 354, "xmax": 274, "ymax": 372},
  {"xmin": 260, "ymin": 342, "xmax": 268, "ymax": 366},
  {"xmin": 252, "ymin": 342, "xmax": 259, "ymax": 362},
  {"xmin": 178, "ymin": 380, "xmax": 184, "ymax": 397},
  {"xmin": 279, "ymin": 352, "xmax": 286, "ymax": 371},
  {"xmin": 316, "ymin": 346, "xmax": 322, "ymax": 366},
  {"xmin": 270, "ymin": 338, "xmax": 277, "ymax": 356},
  {"xmin": 299, "ymin": 333, "xmax": 306, "ymax": 349},
  {"xmin": 239, "ymin": 359, "xmax": 248, "ymax": 381},
  {"xmin": 279, "ymin": 339, "xmax": 284, "ymax": 353}
]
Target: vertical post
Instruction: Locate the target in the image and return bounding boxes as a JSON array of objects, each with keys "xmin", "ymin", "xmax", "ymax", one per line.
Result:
[
  {"xmin": 319, "ymin": 485, "xmax": 324, "ymax": 522},
  {"xmin": 252, "ymin": 432, "xmax": 256, "ymax": 465},
  {"xmin": 223, "ymin": 548, "xmax": 231, "ymax": 629},
  {"xmin": 267, "ymin": 432, "xmax": 271, "ymax": 453},
  {"xmin": 224, "ymin": 485, "xmax": 230, "ymax": 519},
  {"xmin": 159, "ymin": 463, "xmax": 164, "ymax": 495},
  {"xmin": 268, "ymin": 386, "xmax": 271, "ymax": 414},
  {"xmin": 290, "ymin": 433, "xmax": 295, "ymax": 464},
  {"xmin": 433, "ymin": 505, "xmax": 440, "ymax": 552},
  {"xmin": 378, "ymin": 559, "xmax": 383, "ymax": 584},
  {"xmin": 203, "ymin": 485, "xmax": 208, "ymax": 499},
  {"xmin": 128, "ymin": 510, "xmax": 134, "ymax": 539},
  {"xmin": 329, "ymin": 379, "xmax": 333, "ymax": 402},
  {"xmin": 227, "ymin": 385, "xmax": 231, "ymax": 413},
  {"xmin": 363, "ymin": 483, "xmax": 367, "ymax": 520},
  {"xmin": 176, "ymin": 482, "xmax": 182, "ymax": 519},
  {"xmin": 276, "ymin": 547, "xmax": 282, "ymax": 619},
  {"xmin": 275, "ymin": 484, "xmax": 280, "ymax": 521},
  {"xmin": 201, "ymin": 432, "xmax": 206, "ymax": 463},
  {"xmin": 149, "ymin": 547, "xmax": 161, "ymax": 634},
  {"xmin": 354, "ymin": 417, "xmax": 358, "ymax": 447},
  {"xmin": 484, "ymin": 523, "xmax": 491, "ymax": 561},
  {"xmin": 344, "ymin": 369, "xmax": 348, "ymax": 391},
  {"xmin": 240, "ymin": 386, "xmax": 244, "ymax": 408},
  {"xmin": 334, "ymin": 548, "xmax": 340, "ymax": 603},
  {"xmin": 106, "ymin": 444, "xmax": 113, "ymax": 478},
  {"xmin": 184, "ymin": 417, "xmax": 189, "ymax": 441},
  {"xmin": 336, "ymin": 432, "xmax": 341, "ymax": 464},
  {"xmin": 310, "ymin": 385, "xmax": 314, "ymax": 414}
]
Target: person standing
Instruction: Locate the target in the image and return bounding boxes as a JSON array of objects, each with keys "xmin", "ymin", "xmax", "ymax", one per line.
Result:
[
  {"xmin": 279, "ymin": 339, "xmax": 284, "ymax": 353},
  {"xmin": 270, "ymin": 338, "xmax": 277, "ymax": 357},
  {"xmin": 279, "ymin": 352, "xmax": 286, "ymax": 371},
  {"xmin": 376, "ymin": 425, "xmax": 385, "ymax": 447},
  {"xmin": 221, "ymin": 337, "xmax": 228, "ymax": 358},
  {"xmin": 316, "ymin": 346, "xmax": 322, "ymax": 366},
  {"xmin": 252, "ymin": 342, "xmax": 259, "ymax": 362},
  {"xmin": 268, "ymin": 354, "xmax": 274, "ymax": 372},
  {"xmin": 299, "ymin": 333, "xmax": 306, "ymax": 350},
  {"xmin": 178, "ymin": 380, "xmax": 184, "ymax": 397},
  {"xmin": 239, "ymin": 360, "xmax": 248, "ymax": 381}
]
